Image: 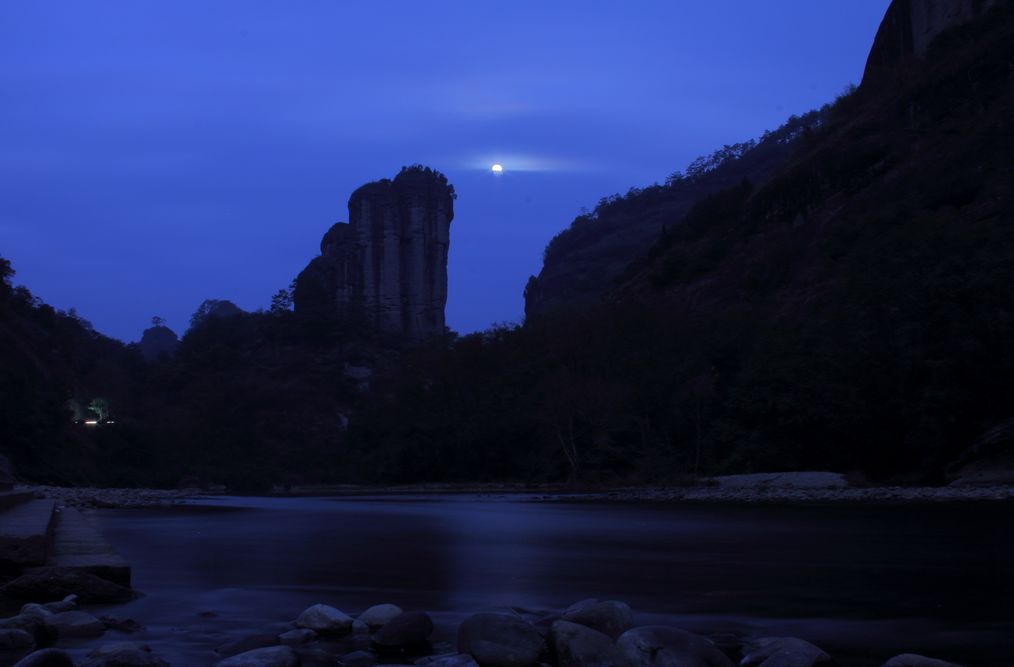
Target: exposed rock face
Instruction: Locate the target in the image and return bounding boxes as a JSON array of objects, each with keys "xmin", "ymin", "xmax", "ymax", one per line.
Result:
[
  {"xmin": 295, "ymin": 166, "xmax": 455, "ymax": 340},
  {"xmin": 862, "ymin": 0, "xmax": 997, "ymax": 83}
]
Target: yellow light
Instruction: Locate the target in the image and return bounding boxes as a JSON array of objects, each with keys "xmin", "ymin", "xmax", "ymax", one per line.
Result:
[{"xmin": 491, "ymin": 163, "xmax": 504, "ymax": 174}]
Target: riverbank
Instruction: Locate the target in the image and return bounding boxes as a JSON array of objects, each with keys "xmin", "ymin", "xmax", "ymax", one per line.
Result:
[
  {"xmin": 15, "ymin": 485, "xmax": 201, "ymax": 509},
  {"xmin": 16, "ymin": 478, "xmax": 1014, "ymax": 509}
]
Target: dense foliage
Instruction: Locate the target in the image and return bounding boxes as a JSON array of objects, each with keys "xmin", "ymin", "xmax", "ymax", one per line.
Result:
[{"xmin": 0, "ymin": 259, "xmax": 374, "ymax": 489}]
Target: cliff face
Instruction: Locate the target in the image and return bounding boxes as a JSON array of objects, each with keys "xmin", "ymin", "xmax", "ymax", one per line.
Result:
[
  {"xmin": 523, "ymin": 112, "xmax": 827, "ymax": 320},
  {"xmin": 294, "ymin": 166, "xmax": 455, "ymax": 340},
  {"xmin": 862, "ymin": 0, "xmax": 997, "ymax": 83}
]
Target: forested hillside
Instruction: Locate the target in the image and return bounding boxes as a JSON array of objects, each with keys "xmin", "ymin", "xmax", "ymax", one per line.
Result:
[{"xmin": 345, "ymin": 4, "xmax": 1014, "ymax": 484}]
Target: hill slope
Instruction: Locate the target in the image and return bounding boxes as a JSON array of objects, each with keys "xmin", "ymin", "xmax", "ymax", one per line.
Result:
[{"xmin": 345, "ymin": 3, "xmax": 1014, "ymax": 483}]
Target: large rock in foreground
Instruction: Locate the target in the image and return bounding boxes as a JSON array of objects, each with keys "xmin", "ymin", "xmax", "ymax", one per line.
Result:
[
  {"xmin": 82, "ymin": 641, "xmax": 170, "ymax": 667},
  {"xmin": 740, "ymin": 637, "xmax": 831, "ymax": 667},
  {"xmin": 458, "ymin": 613, "xmax": 545, "ymax": 667},
  {"xmin": 551, "ymin": 620, "xmax": 629, "ymax": 667},
  {"xmin": 294, "ymin": 604, "xmax": 354, "ymax": 635},
  {"xmin": 882, "ymin": 655, "xmax": 963, "ymax": 667},
  {"xmin": 0, "ymin": 614, "xmax": 55, "ymax": 646},
  {"xmin": 562, "ymin": 600, "xmax": 633, "ymax": 639},
  {"xmin": 418, "ymin": 654, "xmax": 481, "ymax": 667},
  {"xmin": 372, "ymin": 610, "xmax": 433, "ymax": 650},
  {"xmin": 12, "ymin": 649, "xmax": 75, "ymax": 667},
  {"xmin": 0, "ymin": 628, "xmax": 35, "ymax": 650},
  {"xmin": 358, "ymin": 603, "xmax": 404, "ymax": 630},
  {"xmin": 215, "ymin": 645, "xmax": 300, "ymax": 667},
  {"xmin": 617, "ymin": 627, "xmax": 733, "ymax": 667},
  {"xmin": 45, "ymin": 610, "xmax": 105, "ymax": 638}
]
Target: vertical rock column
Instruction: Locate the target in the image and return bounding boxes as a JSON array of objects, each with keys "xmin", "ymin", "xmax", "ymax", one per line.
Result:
[
  {"xmin": 393, "ymin": 169, "xmax": 453, "ymax": 340},
  {"xmin": 296, "ymin": 166, "xmax": 454, "ymax": 340}
]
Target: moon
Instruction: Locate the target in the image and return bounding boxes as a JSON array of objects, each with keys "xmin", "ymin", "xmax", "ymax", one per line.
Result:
[{"xmin": 491, "ymin": 163, "xmax": 504, "ymax": 174}]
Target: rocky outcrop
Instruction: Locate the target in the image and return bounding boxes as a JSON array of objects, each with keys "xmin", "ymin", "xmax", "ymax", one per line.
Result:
[
  {"xmin": 862, "ymin": 0, "xmax": 997, "ymax": 83},
  {"xmin": 295, "ymin": 166, "xmax": 455, "ymax": 340},
  {"xmin": 136, "ymin": 325, "xmax": 179, "ymax": 362}
]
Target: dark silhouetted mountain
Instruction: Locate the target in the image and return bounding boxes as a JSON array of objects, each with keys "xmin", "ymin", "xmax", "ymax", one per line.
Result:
[
  {"xmin": 137, "ymin": 325, "xmax": 180, "ymax": 362},
  {"xmin": 0, "ymin": 256, "xmax": 148, "ymax": 484},
  {"xmin": 344, "ymin": 2, "xmax": 1014, "ymax": 484},
  {"xmin": 523, "ymin": 104, "xmax": 831, "ymax": 319}
]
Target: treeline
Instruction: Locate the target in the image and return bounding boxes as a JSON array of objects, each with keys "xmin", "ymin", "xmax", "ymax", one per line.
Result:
[{"xmin": 0, "ymin": 258, "xmax": 373, "ymax": 489}]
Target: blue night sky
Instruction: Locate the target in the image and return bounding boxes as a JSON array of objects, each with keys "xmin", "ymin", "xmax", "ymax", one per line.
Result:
[{"xmin": 1, "ymin": 1, "xmax": 888, "ymax": 342}]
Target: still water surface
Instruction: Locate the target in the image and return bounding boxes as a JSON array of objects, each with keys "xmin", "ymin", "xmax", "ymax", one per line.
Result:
[{"xmin": 75, "ymin": 496, "xmax": 1014, "ymax": 666}]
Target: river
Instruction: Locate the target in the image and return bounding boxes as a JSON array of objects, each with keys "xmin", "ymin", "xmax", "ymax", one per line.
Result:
[{"xmin": 63, "ymin": 495, "xmax": 1014, "ymax": 666}]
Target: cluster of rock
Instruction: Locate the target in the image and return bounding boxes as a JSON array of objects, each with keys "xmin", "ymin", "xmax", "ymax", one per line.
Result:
[
  {"xmin": 1, "ymin": 591, "xmax": 970, "ymax": 667},
  {"xmin": 98, "ymin": 598, "xmax": 964, "ymax": 667},
  {"xmin": 294, "ymin": 166, "xmax": 455, "ymax": 341},
  {"xmin": 0, "ymin": 592, "xmax": 157, "ymax": 667},
  {"xmin": 17, "ymin": 485, "xmax": 199, "ymax": 509}
]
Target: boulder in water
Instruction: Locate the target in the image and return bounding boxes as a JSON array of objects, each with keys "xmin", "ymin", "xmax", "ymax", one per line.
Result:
[
  {"xmin": 882, "ymin": 656, "xmax": 962, "ymax": 667},
  {"xmin": 215, "ymin": 645, "xmax": 300, "ymax": 667},
  {"xmin": 12, "ymin": 649, "xmax": 75, "ymax": 667},
  {"xmin": 373, "ymin": 611, "xmax": 433, "ymax": 651},
  {"xmin": 561, "ymin": 600, "xmax": 633, "ymax": 639},
  {"xmin": 216, "ymin": 634, "xmax": 280, "ymax": 657},
  {"xmin": 278, "ymin": 628, "xmax": 316, "ymax": 646},
  {"xmin": 617, "ymin": 626, "xmax": 733, "ymax": 667},
  {"xmin": 358, "ymin": 604, "xmax": 404, "ymax": 630},
  {"xmin": 457, "ymin": 613, "xmax": 545, "ymax": 667},
  {"xmin": 45, "ymin": 611, "xmax": 105, "ymax": 638},
  {"xmin": 82, "ymin": 642, "xmax": 169, "ymax": 667},
  {"xmin": 0, "ymin": 614, "xmax": 55, "ymax": 646},
  {"xmin": 340, "ymin": 650, "xmax": 378, "ymax": 667},
  {"xmin": 0, "ymin": 628, "xmax": 35, "ymax": 650},
  {"xmin": 550, "ymin": 620, "xmax": 629, "ymax": 667},
  {"xmin": 295, "ymin": 603, "xmax": 354, "ymax": 635},
  {"xmin": 740, "ymin": 637, "xmax": 831, "ymax": 667}
]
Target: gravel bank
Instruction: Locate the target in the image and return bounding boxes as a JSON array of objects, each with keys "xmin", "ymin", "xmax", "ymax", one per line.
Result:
[
  {"xmin": 16, "ymin": 482, "xmax": 1014, "ymax": 508},
  {"xmin": 15, "ymin": 485, "xmax": 201, "ymax": 509}
]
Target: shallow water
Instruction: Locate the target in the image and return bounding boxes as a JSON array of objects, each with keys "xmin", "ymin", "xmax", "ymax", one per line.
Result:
[{"xmin": 64, "ymin": 496, "xmax": 1014, "ymax": 666}]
